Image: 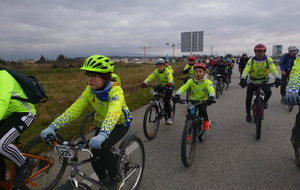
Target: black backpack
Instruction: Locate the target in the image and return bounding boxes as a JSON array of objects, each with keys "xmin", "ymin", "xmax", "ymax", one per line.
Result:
[{"xmin": 0, "ymin": 67, "xmax": 48, "ymax": 104}]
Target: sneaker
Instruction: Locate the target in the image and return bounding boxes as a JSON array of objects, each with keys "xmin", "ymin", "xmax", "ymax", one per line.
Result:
[
  {"xmin": 107, "ymin": 177, "xmax": 121, "ymax": 190},
  {"xmin": 264, "ymin": 101, "xmax": 268, "ymax": 109},
  {"xmin": 12, "ymin": 157, "xmax": 34, "ymax": 187},
  {"xmin": 166, "ymin": 118, "xmax": 172, "ymax": 125},
  {"xmin": 246, "ymin": 114, "xmax": 251, "ymax": 123}
]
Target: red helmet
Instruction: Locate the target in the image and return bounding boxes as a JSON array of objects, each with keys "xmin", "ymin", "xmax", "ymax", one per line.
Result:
[
  {"xmin": 254, "ymin": 44, "xmax": 266, "ymax": 51},
  {"xmin": 188, "ymin": 56, "xmax": 196, "ymax": 61},
  {"xmin": 193, "ymin": 62, "xmax": 207, "ymax": 70}
]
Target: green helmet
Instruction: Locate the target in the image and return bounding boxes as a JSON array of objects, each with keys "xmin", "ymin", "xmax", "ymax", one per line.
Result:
[{"xmin": 80, "ymin": 55, "xmax": 114, "ymax": 73}]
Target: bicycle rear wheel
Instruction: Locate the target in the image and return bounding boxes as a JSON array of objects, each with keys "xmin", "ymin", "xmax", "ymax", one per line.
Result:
[
  {"xmin": 80, "ymin": 111, "xmax": 97, "ymax": 140},
  {"xmin": 289, "ymin": 105, "xmax": 294, "ymax": 112},
  {"xmin": 170, "ymin": 102, "xmax": 176, "ymax": 121},
  {"xmin": 181, "ymin": 119, "xmax": 196, "ymax": 167},
  {"xmin": 116, "ymin": 132, "xmax": 145, "ymax": 190},
  {"xmin": 215, "ymin": 82, "xmax": 219, "ymax": 99},
  {"xmin": 143, "ymin": 103, "xmax": 160, "ymax": 140},
  {"xmin": 255, "ymin": 98, "xmax": 263, "ymax": 140},
  {"xmin": 22, "ymin": 133, "xmax": 68, "ymax": 190}
]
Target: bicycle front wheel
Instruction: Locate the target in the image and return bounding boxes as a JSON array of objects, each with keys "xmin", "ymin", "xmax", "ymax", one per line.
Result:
[
  {"xmin": 289, "ymin": 104, "xmax": 294, "ymax": 112},
  {"xmin": 22, "ymin": 133, "xmax": 68, "ymax": 190},
  {"xmin": 143, "ymin": 103, "xmax": 160, "ymax": 140},
  {"xmin": 215, "ymin": 82, "xmax": 219, "ymax": 99},
  {"xmin": 255, "ymin": 98, "xmax": 263, "ymax": 140},
  {"xmin": 80, "ymin": 111, "xmax": 97, "ymax": 140},
  {"xmin": 170, "ymin": 102, "xmax": 176, "ymax": 121},
  {"xmin": 55, "ymin": 180, "xmax": 92, "ymax": 190},
  {"xmin": 116, "ymin": 132, "xmax": 145, "ymax": 190},
  {"xmin": 181, "ymin": 119, "xmax": 196, "ymax": 167}
]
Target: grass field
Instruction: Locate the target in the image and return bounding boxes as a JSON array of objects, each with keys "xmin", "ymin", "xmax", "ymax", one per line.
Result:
[{"xmin": 5, "ymin": 61, "xmax": 188, "ymax": 146}]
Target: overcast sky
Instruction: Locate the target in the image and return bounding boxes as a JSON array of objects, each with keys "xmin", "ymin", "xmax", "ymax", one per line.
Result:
[{"xmin": 0, "ymin": 0, "xmax": 299, "ymax": 61}]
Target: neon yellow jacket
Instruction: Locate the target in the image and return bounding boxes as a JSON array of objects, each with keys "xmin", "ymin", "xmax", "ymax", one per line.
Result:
[
  {"xmin": 286, "ymin": 55, "xmax": 300, "ymax": 95},
  {"xmin": 0, "ymin": 70, "xmax": 36, "ymax": 120},
  {"xmin": 165, "ymin": 65, "xmax": 173, "ymax": 74},
  {"xmin": 183, "ymin": 64, "xmax": 195, "ymax": 78},
  {"xmin": 241, "ymin": 56, "xmax": 280, "ymax": 83},
  {"xmin": 51, "ymin": 83, "xmax": 131, "ymax": 136},
  {"xmin": 143, "ymin": 68, "xmax": 173, "ymax": 86},
  {"xmin": 175, "ymin": 78, "xmax": 215, "ymax": 102}
]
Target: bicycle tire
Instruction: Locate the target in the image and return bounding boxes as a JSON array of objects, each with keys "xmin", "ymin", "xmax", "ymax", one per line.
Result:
[
  {"xmin": 143, "ymin": 103, "xmax": 160, "ymax": 140},
  {"xmin": 170, "ymin": 102, "xmax": 176, "ymax": 121},
  {"xmin": 80, "ymin": 111, "xmax": 97, "ymax": 140},
  {"xmin": 22, "ymin": 133, "xmax": 68, "ymax": 190},
  {"xmin": 215, "ymin": 82, "xmax": 219, "ymax": 99},
  {"xmin": 255, "ymin": 98, "xmax": 263, "ymax": 140},
  {"xmin": 55, "ymin": 180, "xmax": 92, "ymax": 190},
  {"xmin": 220, "ymin": 82, "xmax": 223, "ymax": 95},
  {"xmin": 116, "ymin": 132, "xmax": 145, "ymax": 190},
  {"xmin": 293, "ymin": 145, "xmax": 300, "ymax": 167},
  {"xmin": 181, "ymin": 119, "xmax": 196, "ymax": 167},
  {"xmin": 197, "ymin": 121, "xmax": 206, "ymax": 142},
  {"xmin": 289, "ymin": 105, "xmax": 294, "ymax": 112}
]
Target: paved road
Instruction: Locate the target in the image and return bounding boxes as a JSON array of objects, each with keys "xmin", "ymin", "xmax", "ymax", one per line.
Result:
[{"xmin": 58, "ymin": 66, "xmax": 300, "ymax": 190}]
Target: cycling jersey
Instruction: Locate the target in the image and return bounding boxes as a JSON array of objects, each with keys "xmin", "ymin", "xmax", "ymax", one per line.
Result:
[
  {"xmin": 176, "ymin": 78, "xmax": 215, "ymax": 102},
  {"xmin": 50, "ymin": 82, "xmax": 131, "ymax": 136},
  {"xmin": 241, "ymin": 56, "xmax": 280, "ymax": 83},
  {"xmin": 286, "ymin": 55, "xmax": 300, "ymax": 95},
  {"xmin": 143, "ymin": 68, "xmax": 173, "ymax": 86},
  {"xmin": 183, "ymin": 64, "xmax": 195, "ymax": 78},
  {"xmin": 165, "ymin": 65, "xmax": 174, "ymax": 74},
  {"xmin": 0, "ymin": 70, "xmax": 36, "ymax": 120},
  {"xmin": 280, "ymin": 53, "xmax": 296, "ymax": 72}
]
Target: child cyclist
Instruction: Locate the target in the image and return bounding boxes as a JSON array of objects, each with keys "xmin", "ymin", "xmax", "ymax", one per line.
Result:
[
  {"xmin": 40, "ymin": 55, "xmax": 132, "ymax": 190},
  {"xmin": 173, "ymin": 63, "xmax": 216, "ymax": 131},
  {"xmin": 182, "ymin": 56, "xmax": 196, "ymax": 83},
  {"xmin": 141, "ymin": 58, "xmax": 174, "ymax": 125}
]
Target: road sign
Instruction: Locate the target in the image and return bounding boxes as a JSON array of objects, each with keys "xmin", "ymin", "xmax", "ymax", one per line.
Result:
[
  {"xmin": 181, "ymin": 31, "xmax": 204, "ymax": 53},
  {"xmin": 272, "ymin": 45, "xmax": 282, "ymax": 57}
]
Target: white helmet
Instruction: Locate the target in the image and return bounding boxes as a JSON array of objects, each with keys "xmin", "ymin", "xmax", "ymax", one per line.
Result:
[{"xmin": 288, "ymin": 45, "xmax": 297, "ymax": 51}]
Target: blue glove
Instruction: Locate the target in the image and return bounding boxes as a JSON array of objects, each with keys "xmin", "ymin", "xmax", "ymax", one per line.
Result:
[
  {"xmin": 284, "ymin": 94, "xmax": 300, "ymax": 106},
  {"xmin": 40, "ymin": 124, "xmax": 56, "ymax": 139},
  {"xmin": 89, "ymin": 132, "xmax": 108, "ymax": 149}
]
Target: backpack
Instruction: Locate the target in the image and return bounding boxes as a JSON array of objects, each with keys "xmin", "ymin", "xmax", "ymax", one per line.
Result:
[{"xmin": 0, "ymin": 67, "xmax": 48, "ymax": 104}]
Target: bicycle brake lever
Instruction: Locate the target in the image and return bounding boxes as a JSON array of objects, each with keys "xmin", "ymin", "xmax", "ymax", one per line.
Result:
[{"xmin": 81, "ymin": 148, "xmax": 93, "ymax": 157}]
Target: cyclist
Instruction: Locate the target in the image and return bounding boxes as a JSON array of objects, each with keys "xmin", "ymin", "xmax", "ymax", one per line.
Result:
[
  {"xmin": 0, "ymin": 69, "xmax": 36, "ymax": 187},
  {"xmin": 284, "ymin": 53, "xmax": 300, "ymax": 146},
  {"xmin": 141, "ymin": 58, "xmax": 174, "ymax": 125},
  {"xmin": 280, "ymin": 45, "xmax": 298, "ymax": 103},
  {"xmin": 111, "ymin": 73, "xmax": 121, "ymax": 86},
  {"xmin": 213, "ymin": 58, "xmax": 228, "ymax": 87},
  {"xmin": 225, "ymin": 58, "xmax": 233, "ymax": 83},
  {"xmin": 40, "ymin": 55, "xmax": 132, "ymax": 190},
  {"xmin": 182, "ymin": 55, "xmax": 196, "ymax": 83},
  {"xmin": 239, "ymin": 44, "xmax": 281, "ymax": 122},
  {"xmin": 164, "ymin": 59, "xmax": 174, "ymax": 74},
  {"xmin": 173, "ymin": 62, "xmax": 215, "ymax": 131},
  {"xmin": 239, "ymin": 53, "xmax": 249, "ymax": 77}
]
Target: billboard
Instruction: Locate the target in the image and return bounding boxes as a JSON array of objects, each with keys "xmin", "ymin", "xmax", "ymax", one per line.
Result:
[
  {"xmin": 272, "ymin": 45, "xmax": 282, "ymax": 57},
  {"xmin": 181, "ymin": 31, "xmax": 204, "ymax": 53}
]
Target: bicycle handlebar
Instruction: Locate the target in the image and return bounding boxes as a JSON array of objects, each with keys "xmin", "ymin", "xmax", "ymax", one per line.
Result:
[
  {"xmin": 246, "ymin": 83, "xmax": 275, "ymax": 88},
  {"xmin": 46, "ymin": 134, "xmax": 89, "ymax": 149},
  {"xmin": 172, "ymin": 97, "xmax": 216, "ymax": 105}
]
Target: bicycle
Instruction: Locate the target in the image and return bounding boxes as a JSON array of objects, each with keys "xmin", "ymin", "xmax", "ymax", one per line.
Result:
[
  {"xmin": 214, "ymin": 74, "xmax": 224, "ymax": 99},
  {"xmin": 247, "ymin": 83, "xmax": 274, "ymax": 140},
  {"xmin": 142, "ymin": 85, "xmax": 176, "ymax": 140},
  {"xmin": 80, "ymin": 111, "xmax": 97, "ymax": 141},
  {"xmin": 0, "ymin": 133, "xmax": 68, "ymax": 190},
  {"xmin": 51, "ymin": 132, "xmax": 145, "ymax": 190},
  {"xmin": 174, "ymin": 98, "xmax": 215, "ymax": 167},
  {"xmin": 225, "ymin": 73, "xmax": 230, "ymax": 90},
  {"xmin": 177, "ymin": 77, "xmax": 191, "ymax": 100}
]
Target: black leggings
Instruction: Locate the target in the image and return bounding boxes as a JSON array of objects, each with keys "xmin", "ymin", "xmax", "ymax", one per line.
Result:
[
  {"xmin": 246, "ymin": 86, "xmax": 271, "ymax": 114},
  {"xmin": 197, "ymin": 104, "xmax": 208, "ymax": 120},
  {"xmin": 90, "ymin": 125, "xmax": 129, "ymax": 181},
  {"xmin": 164, "ymin": 89, "xmax": 173, "ymax": 118}
]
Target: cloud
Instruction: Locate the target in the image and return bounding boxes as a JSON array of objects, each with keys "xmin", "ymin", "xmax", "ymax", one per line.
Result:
[{"xmin": 0, "ymin": 0, "xmax": 299, "ymax": 60}]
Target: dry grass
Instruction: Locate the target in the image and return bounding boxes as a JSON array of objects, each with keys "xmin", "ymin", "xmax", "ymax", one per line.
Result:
[{"xmin": 4, "ymin": 62, "xmax": 187, "ymax": 144}]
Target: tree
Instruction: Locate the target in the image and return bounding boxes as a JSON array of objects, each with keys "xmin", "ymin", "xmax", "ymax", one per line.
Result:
[
  {"xmin": 38, "ymin": 55, "xmax": 46, "ymax": 63},
  {"xmin": 57, "ymin": 54, "xmax": 66, "ymax": 63}
]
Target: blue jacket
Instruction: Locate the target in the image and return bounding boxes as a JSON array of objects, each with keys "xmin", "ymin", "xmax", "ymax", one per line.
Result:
[{"xmin": 280, "ymin": 53, "xmax": 296, "ymax": 72}]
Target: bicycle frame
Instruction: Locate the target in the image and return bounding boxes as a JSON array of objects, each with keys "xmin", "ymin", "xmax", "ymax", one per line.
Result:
[
  {"xmin": 149, "ymin": 88, "xmax": 165, "ymax": 118},
  {"xmin": 0, "ymin": 137, "xmax": 57, "ymax": 189},
  {"xmin": 185, "ymin": 102, "xmax": 204, "ymax": 138}
]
